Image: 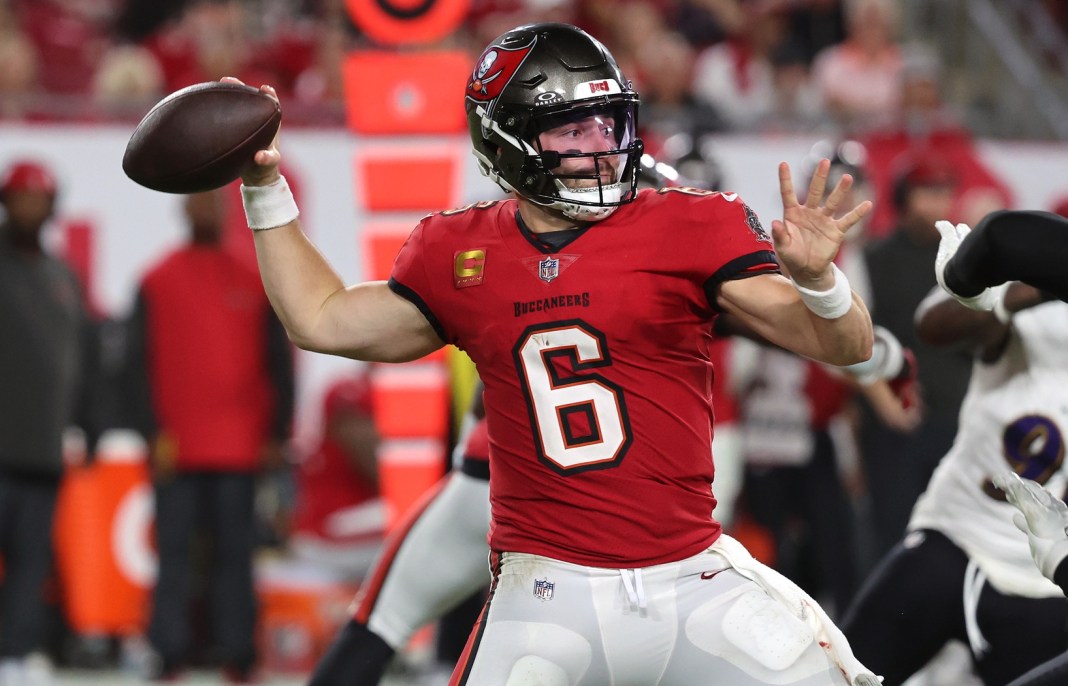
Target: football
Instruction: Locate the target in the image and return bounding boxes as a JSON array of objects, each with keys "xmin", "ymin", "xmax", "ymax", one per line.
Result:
[{"xmin": 122, "ymin": 81, "xmax": 281, "ymax": 194}]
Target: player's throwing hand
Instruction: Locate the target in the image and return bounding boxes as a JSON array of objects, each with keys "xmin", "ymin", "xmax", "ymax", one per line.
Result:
[
  {"xmin": 220, "ymin": 76, "xmax": 282, "ymax": 186},
  {"xmin": 772, "ymin": 158, "xmax": 872, "ymax": 290}
]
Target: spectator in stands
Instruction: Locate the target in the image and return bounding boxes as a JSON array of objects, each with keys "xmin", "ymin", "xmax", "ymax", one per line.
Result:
[
  {"xmin": 690, "ymin": 2, "xmax": 790, "ymax": 131},
  {"xmin": 895, "ymin": 44, "xmax": 961, "ymax": 135},
  {"xmin": 91, "ymin": 44, "xmax": 165, "ymax": 119},
  {"xmin": 270, "ymin": 16, "xmax": 346, "ymax": 109},
  {"xmin": 123, "ymin": 189, "xmax": 294, "ymax": 683},
  {"xmin": 859, "ymin": 45, "xmax": 1014, "ymax": 237},
  {"xmin": 289, "ymin": 373, "xmax": 385, "ymax": 581},
  {"xmin": 782, "ymin": 0, "xmax": 846, "ymax": 64},
  {"xmin": 858, "ymin": 152, "xmax": 973, "ymax": 561},
  {"xmin": 0, "ymin": 6, "xmax": 40, "ymax": 120},
  {"xmin": 142, "ymin": 0, "xmax": 271, "ymax": 94},
  {"xmin": 669, "ymin": 0, "xmax": 744, "ymax": 48},
  {"xmin": 811, "ymin": 0, "xmax": 903, "ymax": 132},
  {"xmin": 581, "ymin": 1, "xmax": 659, "ymax": 93},
  {"xmin": 114, "ymin": 0, "xmax": 187, "ymax": 43},
  {"xmin": 13, "ymin": 0, "xmax": 111, "ymax": 96},
  {"xmin": 0, "ymin": 159, "xmax": 100, "ymax": 686},
  {"xmin": 766, "ymin": 38, "xmax": 827, "ymax": 133},
  {"xmin": 636, "ymin": 29, "xmax": 724, "ymax": 149}
]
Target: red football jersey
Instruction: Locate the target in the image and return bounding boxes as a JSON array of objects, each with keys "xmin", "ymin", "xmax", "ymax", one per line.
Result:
[{"xmin": 391, "ymin": 188, "xmax": 779, "ymax": 567}]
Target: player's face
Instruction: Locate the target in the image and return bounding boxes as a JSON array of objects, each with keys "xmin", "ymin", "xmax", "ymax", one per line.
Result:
[{"xmin": 537, "ymin": 112, "xmax": 621, "ymax": 189}]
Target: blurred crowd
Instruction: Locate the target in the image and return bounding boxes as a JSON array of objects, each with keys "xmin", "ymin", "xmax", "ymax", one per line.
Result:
[
  {"xmin": 0, "ymin": 0, "xmax": 1017, "ymax": 136},
  {"xmin": 0, "ymin": 0, "xmax": 1029, "ymax": 237}
]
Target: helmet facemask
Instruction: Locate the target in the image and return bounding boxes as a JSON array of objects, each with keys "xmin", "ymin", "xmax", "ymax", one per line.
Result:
[
  {"xmin": 473, "ymin": 95, "xmax": 642, "ymax": 222},
  {"xmin": 530, "ymin": 99, "xmax": 641, "ymax": 220}
]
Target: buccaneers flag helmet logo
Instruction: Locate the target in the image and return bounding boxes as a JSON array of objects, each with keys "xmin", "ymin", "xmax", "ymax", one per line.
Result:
[{"xmin": 466, "ymin": 41, "xmax": 535, "ymax": 102}]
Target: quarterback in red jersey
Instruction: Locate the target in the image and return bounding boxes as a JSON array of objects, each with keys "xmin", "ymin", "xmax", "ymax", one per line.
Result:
[{"xmin": 232, "ymin": 21, "xmax": 877, "ymax": 686}]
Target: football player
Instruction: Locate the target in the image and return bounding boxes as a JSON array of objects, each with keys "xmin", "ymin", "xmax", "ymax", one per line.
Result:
[
  {"xmin": 231, "ymin": 21, "xmax": 878, "ymax": 685},
  {"xmin": 308, "ymin": 386, "xmax": 490, "ymax": 685},
  {"xmin": 839, "ymin": 224, "xmax": 1068, "ymax": 683}
]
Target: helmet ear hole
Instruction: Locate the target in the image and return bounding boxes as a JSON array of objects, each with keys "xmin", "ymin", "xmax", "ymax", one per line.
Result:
[{"xmin": 502, "ymin": 114, "xmax": 521, "ymax": 132}]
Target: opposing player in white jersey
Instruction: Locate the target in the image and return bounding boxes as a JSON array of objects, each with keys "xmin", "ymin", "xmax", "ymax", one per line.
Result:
[
  {"xmin": 924, "ymin": 209, "xmax": 1068, "ymax": 686},
  {"xmin": 840, "ymin": 220, "xmax": 1068, "ymax": 683}
]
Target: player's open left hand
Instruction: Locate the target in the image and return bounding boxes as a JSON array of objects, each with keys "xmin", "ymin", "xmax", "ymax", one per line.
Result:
[
  {"xmin": 773, "ymin": 158, "xmax": 872, "ymax": 290},
  {"xmin": 220, "ymin": 76, "xmax": 282, "ymax": 187}
]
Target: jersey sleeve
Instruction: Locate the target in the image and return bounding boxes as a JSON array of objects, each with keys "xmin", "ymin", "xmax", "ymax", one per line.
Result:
[
  {"xmin": 387, "ymin": 218, "xmax": 452, "ymax": 344},
  {"xmin": 692, "ymin": 192, "xmax": 780, "ymax": 306}
]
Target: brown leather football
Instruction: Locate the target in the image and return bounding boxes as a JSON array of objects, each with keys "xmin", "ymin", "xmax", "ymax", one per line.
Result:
[{"xmin": 122, "ymin": 81, "xmax": 281, "ymax": 194}]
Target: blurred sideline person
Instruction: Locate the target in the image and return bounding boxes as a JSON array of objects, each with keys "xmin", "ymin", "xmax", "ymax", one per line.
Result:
[
  {"xmin": 230, "ymin": 20, "xmax": 880, "ymax": 685},
  {"xmin": 0, "ymin": 160, "xmax": 101, "ymax": 686},
  {"xmin": 310, "ymin": 385, "xmax": 490, "ymax": 685},
  {"xmin": 290, "ymin": 373, "xmax": 385, "ymax": 580},
  {"xmin": 840, "ymin": 222, "xmax": 1068, "ymax": 683},
  {"xmin": 858, "ymin": 152, "xmax": 972, "ymax": 560},
  {"xmin": 123, "ymin": 189, "xmax": 294, "ymax": 683}
]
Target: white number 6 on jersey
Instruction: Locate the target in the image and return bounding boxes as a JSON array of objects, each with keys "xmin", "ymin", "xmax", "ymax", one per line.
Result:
[{"xmin": 514, "ymin": 321, "xmax": 632, "ymax": 473}]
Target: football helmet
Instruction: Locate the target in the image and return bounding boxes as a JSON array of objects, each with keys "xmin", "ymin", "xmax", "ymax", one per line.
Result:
[{"xmin": 465, "ymin": 23, "xmax": 643, "ymax": 221}]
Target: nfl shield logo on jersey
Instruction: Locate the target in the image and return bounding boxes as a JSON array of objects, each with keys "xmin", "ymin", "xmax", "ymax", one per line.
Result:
[
  {"xmin": 538, "ymin": 256, "xmax": 559, "ymax": 283},
  {"xmin": 533, "ymin": 578, "xmax": 555, "ymax": 601}
]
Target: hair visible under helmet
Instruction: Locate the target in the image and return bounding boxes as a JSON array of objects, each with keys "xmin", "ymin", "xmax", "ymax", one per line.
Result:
[{"xmin": 465, "ymin": 23, "xmax": 644, "ymax": 222}]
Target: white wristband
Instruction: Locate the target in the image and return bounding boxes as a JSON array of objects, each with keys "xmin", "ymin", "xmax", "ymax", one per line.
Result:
[
  {"xmin": 241, "ymin": 175, "xmax": 299, "ymax": 230},
  {"xmin": 792, "ymin": 263, "xmax": 853, "ymax": 319}
]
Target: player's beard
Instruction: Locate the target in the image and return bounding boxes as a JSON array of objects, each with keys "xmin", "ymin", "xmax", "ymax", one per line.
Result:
[{"xmin": 558, "ymin": 154, "xmax": 621, "ymax": 191}]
